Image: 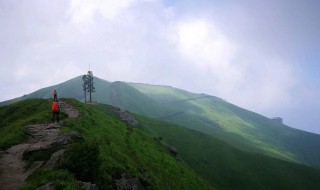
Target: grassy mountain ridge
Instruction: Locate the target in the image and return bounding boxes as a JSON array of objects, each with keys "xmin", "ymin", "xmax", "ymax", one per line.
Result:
[
  {"xmin": 130, "ymin": 83, "xmax": 320, "ymax": 167},
  {"xmin": 0, "ymin": 99, "xmax": 213, "ymax": 189},
  {"xmin": 104, "ymin": 81, "xmax": 173, "ymax": 117},
  {"xmin": 2, "ymin": 99, "xmax": 320, "ymax": 189},
  {"xmin": 1, "ymin": 76, "xmax": 320, "ymax": 168},
  {"xmin": 136, "ymin": 115, "xmax": 320, "ymax": 190}
]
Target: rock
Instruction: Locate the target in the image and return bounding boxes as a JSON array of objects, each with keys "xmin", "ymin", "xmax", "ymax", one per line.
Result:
[
  {"xmin": 117, "ymin": 109, "xmax": 139, "ymax": 127},
  {"xmin": 115, "ymin": 173, "xmax": 145, "ymax": 190},
  {"xmin": 51, "ymin": 132, "xmax": 83, "ymax": 149},
  {"xmin": 37, "ymin": 182, "xmax": 56, "ymax": 190},
  {"xmin": 78, "ymin": 181, "xmax": 98, "ymax": 190},
  {"xmin": 24, "ymin": 161, "xmax": 45, "ymax": 180},
  {"xmin": 168, "ymin": 146, "xmax": 178, "ymax": 156},
  {"xmin": 23, "ymin": 132, "xmax": 82, "ymax": 160},
  {"xmin": 45, "ymin": 149, "xmax": 65, "ymax": 169},
  {"xmin": 0, "ymin": 102, "xmax": 81, "ymax": 190},
  {"xmin": 60, "ymin": 103, "xmax": 80, "ymax": 118}
]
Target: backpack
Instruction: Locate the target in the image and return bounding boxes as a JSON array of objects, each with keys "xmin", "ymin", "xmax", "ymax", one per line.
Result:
[{"xmin": 52, "ymin": 101, "xmax": 59, "ymax": 112}]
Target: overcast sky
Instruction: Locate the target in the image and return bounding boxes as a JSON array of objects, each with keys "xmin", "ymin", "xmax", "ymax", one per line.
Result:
[{"xmin": 1, "ymin": 0, "xmax": 319, "ymax": 134}]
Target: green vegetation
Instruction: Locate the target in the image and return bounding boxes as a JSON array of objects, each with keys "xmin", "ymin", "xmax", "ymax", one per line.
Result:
[
  {"xmin": 22, "ymin": 169, "xmax": 78, "ymax": 190},
  {"xmin": 137, "ymin": 115, "xmax": 320, "ymax": 190},
  {"xmin": 130, "ymin": 83, "xmax": 320, "ymax": 167},
  {"xmin": 0, "ymin": 99, "xmax": 213, "ymax": 189},
  {"xmin": 2, "ymin": 75, "xmax": 320, "ymax": 169},
  {"xmin": 0, "ymin": 99, "xmax": 53, "ymax": 149},
  {"xmin": 58, "ymin": 99, "xmax": 213, "ymax": 189},
  {"xmin": 2, "ymin": 98, "xmax": 320, "ymax": 190},
  {"xmin": 44, "ymin": 77, "xmax": 320, "ymax": 167},
  {"xmin": 58, "ymin": 141, "xmax": 100, "ymax": 183}
]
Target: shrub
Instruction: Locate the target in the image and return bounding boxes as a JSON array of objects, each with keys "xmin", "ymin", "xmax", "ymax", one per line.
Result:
[{"xmin": 58, "ymin": 141, "xmax": 100, "ymax": 183}]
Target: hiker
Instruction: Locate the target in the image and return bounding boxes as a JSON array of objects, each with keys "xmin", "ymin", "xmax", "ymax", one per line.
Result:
[
  {"xmin": 52, "ymin": 90, "xmax": 58, "ymax": 101},
  {"xmin": 52, "ymin": 99, "xmax": 60, "ymax": 123}
]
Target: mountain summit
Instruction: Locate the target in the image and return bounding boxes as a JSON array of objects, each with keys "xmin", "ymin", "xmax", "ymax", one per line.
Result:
[
  {"xmin": 1, "ymin": 77, "xmax": 320, "ymax": 189},
  {"xmin": 3, "ymin": 75, "xmax": 320, "ymax": 168}
]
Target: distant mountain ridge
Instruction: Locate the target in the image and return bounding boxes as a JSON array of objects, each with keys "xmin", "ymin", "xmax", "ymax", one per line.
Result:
[{"xmin": 2, "ymin": 75, "xmax": 320, "ymax": 168}]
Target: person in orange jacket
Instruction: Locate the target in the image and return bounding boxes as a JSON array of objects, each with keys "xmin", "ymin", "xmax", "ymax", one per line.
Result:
[
  {"xmin": 52, "ymin": 90, "xmax": 58, "ymax": 101},
  {"xmin": 52, "ymin": 99, "xmax": 60, "ymax": 123}
]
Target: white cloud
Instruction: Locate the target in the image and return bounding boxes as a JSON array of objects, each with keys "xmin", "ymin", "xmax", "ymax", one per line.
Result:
[
  {"xmin": 173, "ymin": 19, "xmax": 246, "ymax": 98},
  {"xmin": 234, "ymin": 58, "xmax": 297, "ymax": 112},
  {"xmin": 176, "ymin": 19, "xmax": 238, "ymax": 69},
  {"xmin": 69, "ymin": 0, "xmax": 136, "ymax": 23},
  {"xmin": 171, "ymin": 18, "xmax": 299, "ymax": 115}
]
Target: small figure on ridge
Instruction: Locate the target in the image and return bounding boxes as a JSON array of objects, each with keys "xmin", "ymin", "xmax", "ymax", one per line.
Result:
[
  {"xmin": 52, "ymin": 90, "xmax": 58, "ymax": 101},
  {"xmin": 52, "ymin": 99, "xmax": 60, "ymax": 123}
]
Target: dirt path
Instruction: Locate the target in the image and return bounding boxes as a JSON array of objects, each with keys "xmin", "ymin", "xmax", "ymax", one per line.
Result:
[{"xmin": 0, "ymin": 101, "xmax": 79, "ymax": 190}]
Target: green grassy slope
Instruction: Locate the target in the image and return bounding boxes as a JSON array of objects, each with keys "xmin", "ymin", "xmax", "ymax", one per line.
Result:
[
  {"xmin": 130, "ymin": 83, "xmax": 320, "ymax": 167},
  {"xmin": 0, "ymin": 99, "xmax": 67, "ymax": 149},
  {"xmin": 2, "ymin": 76, "xmax": 320, "ymax": 168},
  {"xmin": 137, "ymin": 115, "xmax": 320, "ymax": 190},
  {"xmin": 0, "ymin": 77, "xmax": 174, "ymax": 119},
  {"xmin": 0, "ymin": 99, "xmax": 213, "ymax": 190},
  {"xmin": 102, "ymin": 81, "xmax": 174, "ymax": 117},
  {"xmin": 0, "ymin": 76, "xmax": 111, "ymax": 105}
]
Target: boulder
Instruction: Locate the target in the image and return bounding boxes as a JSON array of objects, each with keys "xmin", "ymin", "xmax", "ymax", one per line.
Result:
[
  {"xmin": 44, "ymin": 149, "xmax": 65, "ymax": 169},
  {"xmin": 115, "ymin": 173, "xmax": 145, "ymax": 190},
  {"xmin": 78, "ymin": 181, "xmax": 98, "ymax": 190},
  {"xmin": 117, "ymin": 110, "xmax": 139, "ymax": 127},
  {"xmin": 168, "ymin": 146, "xmax": 178, "ymax": 156},
  {"xmin": 37, "ymin": 183, "xmax": 56, "ymax": 190},
  {"xmin": 23, "ymin": 132, "xmax": 82, "ymax": 160}
]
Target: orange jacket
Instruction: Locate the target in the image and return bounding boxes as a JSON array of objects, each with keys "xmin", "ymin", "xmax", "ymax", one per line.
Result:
[{"xmin": 52, "ymin": 101, "xmax": 59, "ymax": 112}]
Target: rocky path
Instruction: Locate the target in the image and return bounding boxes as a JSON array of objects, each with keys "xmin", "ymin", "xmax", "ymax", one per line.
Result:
[{"xmin": 0, "ymin": 101, "xmax": 80, "ymax": 190}]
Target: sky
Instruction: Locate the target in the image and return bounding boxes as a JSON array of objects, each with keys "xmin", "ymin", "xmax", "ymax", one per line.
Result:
[{"xmin": 1, "ymin": 0, "xmax": 319, "ymax": 134}]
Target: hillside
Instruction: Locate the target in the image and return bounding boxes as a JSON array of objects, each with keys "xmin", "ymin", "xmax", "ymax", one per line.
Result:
[
  {"xmin": 2, "ymin": 76, "xmax": 320, "ymax": 169},
  {"xmin": 136, "ymin": 115, "xmax": 320, "ymax": 190},
  {"xmin": 0, "ymin": 99, "xmax": 213, "ymax": 189},
  {"xmin": 129, "ymin": 83, "xmax": 320, "ymax": 167}
]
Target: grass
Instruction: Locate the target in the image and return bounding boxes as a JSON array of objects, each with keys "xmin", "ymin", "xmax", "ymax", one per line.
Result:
[
  {"xmin": 21, "ymin": 169, "xmax": 78, "ymax": 190},
  {"xmin": 2, "ymin": 98, "xmax": 320, "ymax": 190},
  {"xmin": 0, "ymin": 99, "xmax": 53, "ymax": 149},
  {"xmin": 0, "ymin": 99, "xmax": 213, "ymax": 189},
  {"xmin": 136, "ymin": 114, "xmax": 320, "ymax": 190},
  {"xmin": 59, "ymin": 99, "xmax": 214, "ymax": 189},
  {"xmin": 126, "ymin": 83, "xmax": 320, "ymax": 168},
  {"xmin": 8, "ymin": 76, "xmax": 320, "ymax": 168}
]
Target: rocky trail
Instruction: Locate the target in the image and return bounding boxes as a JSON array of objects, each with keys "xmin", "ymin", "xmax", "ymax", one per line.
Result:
[{"xmin": 0, "ymin": 101, "xmax": 80, "ymax": 190}]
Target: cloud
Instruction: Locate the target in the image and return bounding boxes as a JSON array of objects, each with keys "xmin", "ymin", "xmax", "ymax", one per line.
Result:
[
  {"xmin": 167, "ymin": 17, "xmax": 300, "ymax": 117},
  {"xmin": 69, "ymin": 0, "xmax": 136, "ymax": 24},
  {"xmin": 0, "ymin": 0, "xmax": 298, "ymax": 112},
  {"xmin": 0, "ymin": 0, "xmax": 319, "ymax": 133},
  {"xmin": 236, "ymin": 58, "xmax": 297, "ymax": 111},
  {"xmin": 173, "ymin": 19, "xmax": 243, "ymax": 91},
  {"xmin": 176, "ymin": 19, "xmax": 238, "ymax": 68}
]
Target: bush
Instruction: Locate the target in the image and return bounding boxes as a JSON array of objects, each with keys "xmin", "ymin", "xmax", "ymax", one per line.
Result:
[
  {"xmin": 58, "ymin": 141, "xmax": 100, "ymax": 183},
  {"xmin": 22, "ymin": 169, "xmax": 78, "ymax": 190}
]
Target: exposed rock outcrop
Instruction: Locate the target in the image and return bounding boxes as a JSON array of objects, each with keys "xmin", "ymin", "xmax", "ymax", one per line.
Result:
[
  {"xmin": 36, "ymin": 181, "xmax": 98, "ymax": 190},
  {"xmin": 44, "ymin": 149, "xmax": 65, "ymax": 169},
  {"xmin": 78, "ymin": 181, "xmax": 98, "ymax": 190},
  {"xmin": 115, "ymin": 173, "xmax": 145, "ymax": 190},
  {"xmin": 116, "ymin": 108, "xmax": 139, "ymax": 127},
  {"xmin": 0, "ymin": 101, "xmax": 85, "ymax": 190},
  {"xmin": 37, "ymin": 183, "xmax": 56, "ymax": 190}
]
